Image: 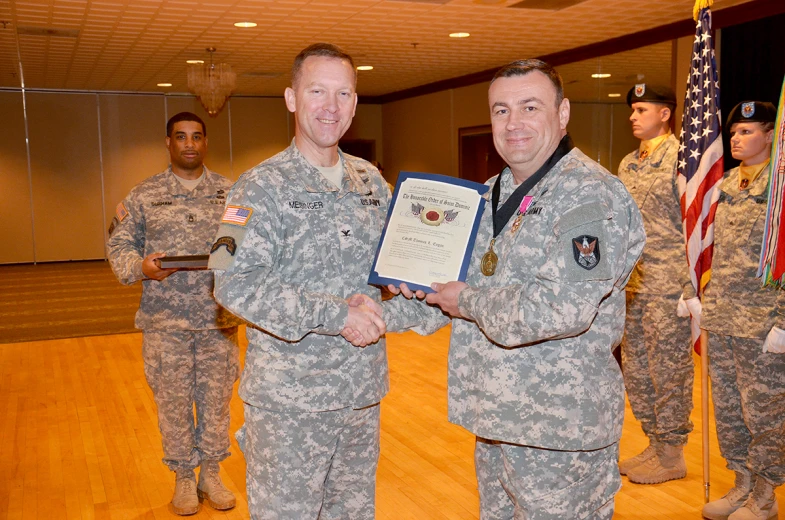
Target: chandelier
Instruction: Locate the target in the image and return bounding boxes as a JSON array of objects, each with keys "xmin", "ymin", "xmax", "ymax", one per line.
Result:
[{"xmin": 187, "ymin": 47, "xmax": 236, "ymax": 117}]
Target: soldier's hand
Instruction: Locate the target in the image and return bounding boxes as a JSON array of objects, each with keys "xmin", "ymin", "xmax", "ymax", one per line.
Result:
[
  {"xmin": 342, "ymin": 305, "xmax": 386, "ymax": 347},
  {"xmin": 386, "ymin": 282, "xmax": 427, "ymax": 300},
  {"xmin": 142, "ymin": 252, "xmax": 178, "ymax": 281},
  {"xmin": 346, "ymin": 293, "xmax": 383, "ymax": 317},
  {"xmin": 425, "ymin": 281, "xmax": 468, "ymax": 318}
]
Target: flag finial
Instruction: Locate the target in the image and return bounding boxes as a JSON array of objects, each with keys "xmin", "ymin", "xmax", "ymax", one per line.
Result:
[{"xmin": 694, "ymin": 0, "xmax": 713, "ymax": 21}]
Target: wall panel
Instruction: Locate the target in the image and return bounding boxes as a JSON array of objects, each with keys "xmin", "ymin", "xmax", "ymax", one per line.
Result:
[
  {"xmin": 100, "ymin": 94, "xmax": 168, "ymax": 241},
  {"xmin": 382, "ymin": 90, "xmax": 452, "ymax": 185},
  {"xmin": 26, "ymin": 92, "xmax": 105, "ymax": 261},
  {"xmin": 229, "ymin": 97, "xmax": 290, "ymax": 178},
  {"xmin": 0, "ymin": 92, "xmax": 34, "ymax": 264}
]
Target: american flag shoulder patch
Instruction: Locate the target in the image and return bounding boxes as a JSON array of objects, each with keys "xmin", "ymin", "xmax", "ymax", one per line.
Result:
[
  {"xmin": 222, "ymin": 205, "xmax": 253, "ymax": 226},
  {"xmin": 116, "ymin": 202, "xmax": 129, "ymax": 222}
]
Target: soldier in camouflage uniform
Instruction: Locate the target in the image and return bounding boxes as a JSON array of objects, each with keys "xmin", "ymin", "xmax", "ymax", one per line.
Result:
[
  {"xmin": 702, "ymin": 101, "xmax": 784, "ymax": 520},
  {"xmin": 209, "ymin": 44, "xmax": 397, "ymax": 520},
  {"xmin": 387, "ymin": 59, "xmax": 646, "ymax": 520},
  {"xmin": 107, "ymin": 112, "xmax": 241, "ymax": 516},
  {"xmin": 616, "ymin": 84, "xmax": 696, "ymax": 484}
]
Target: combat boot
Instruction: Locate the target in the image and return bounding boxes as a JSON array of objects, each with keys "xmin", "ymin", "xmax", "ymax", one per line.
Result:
[
  {"xmin": 702, "ymin": 470, "xmax": 753, "ymax": 520},
  {"xmin": 619, "ymin": 443, "xmax": 658, "ymax": 475},
  {"xmin": 170, "ymin": 469, "xmax": 199, "ymax": 516},
  {"xmin": 197, "ymin": 461, "xmax": 236, "ymax": 510},
  {"xmin": 626, "ymin": 443, "xmax": 686, "ymax": 484},
  {"xmin": 728, "ymin": 478, "xmax": 779, "ymax": 520}
]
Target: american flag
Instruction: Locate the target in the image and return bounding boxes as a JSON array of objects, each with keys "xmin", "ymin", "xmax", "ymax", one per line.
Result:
[
  {"xmin": 222, "ymin": 205, "xmax": 253, "ymax": 225},
  {"xmin": 677, "ymin": 5, "xmax": 724, "ymax": 302}
]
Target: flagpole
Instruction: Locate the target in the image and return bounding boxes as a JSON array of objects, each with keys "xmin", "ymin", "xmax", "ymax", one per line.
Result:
[{"xmin": 701, "ymin": 329, "xmax": 710, "ymax": 503}]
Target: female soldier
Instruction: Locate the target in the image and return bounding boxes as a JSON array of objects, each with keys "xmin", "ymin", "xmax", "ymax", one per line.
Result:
[{"xmin": 702, "ymin": 101, "xmax": 783, "ymax": 520}]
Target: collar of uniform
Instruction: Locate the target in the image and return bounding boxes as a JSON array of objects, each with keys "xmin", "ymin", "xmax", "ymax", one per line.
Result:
[
  {"xmin": 286, "ymin": 139, "xmax": 370, "ymax": 195},
  {"xmin": 165, "ymin": 165, "xmax": 212, "ymax": 196},
  {"xmin": 720, "ymin": 163, "xmax": 770, "ymax": 198},
  {"xmin": 738, "ymin": 159, "xmax": 770, "ymax": 191},
  {"xmin": 638, "ymin": 132, "xmax": 674, "ymax": 164},
  {"xmin": 487, "ymin": 148, "xmax": 574, "ymax": 205}
]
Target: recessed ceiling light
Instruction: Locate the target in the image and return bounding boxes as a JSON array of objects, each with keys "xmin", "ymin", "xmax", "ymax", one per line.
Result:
[
  {"xmin": 591, "ymin": 73, "xmax": 611, "ymax": 78},
  {"xmin": 157, "ymin": 83, "xmax": 172, "ymax": 87},
  {"xmin": 608, "ymin": 93, "xmax": 621, "ymax": 97},
  {"xmin": 186, "ymin": 60, "xmax": 204, "ymax": 64},
  {"xmin": 449, "ymin": 32, "xmax": 470, "ymax": 38},
  {"xmin": 234, "ymin": 21, "xmax": 257, "ymax": 28},
  {"xmin": 356, "ymin": 65, "xmax": 373, "ymax": 71}
]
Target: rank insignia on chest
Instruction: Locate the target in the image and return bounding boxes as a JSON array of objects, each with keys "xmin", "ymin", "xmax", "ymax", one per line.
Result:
[
  {"xmin": 222, "ymin": 205, "xmax": 253, "ymax": 226},
  {"xmin": 572, "ymin": 235, "xmax": 600, "ymax": 270},
  {"xmin": 340, "ymin": 225, "xmax": 352, "ymax": 238},
  {"xmin": 187, "ymin": 213, "xmax": 196, "ymax": 223}
]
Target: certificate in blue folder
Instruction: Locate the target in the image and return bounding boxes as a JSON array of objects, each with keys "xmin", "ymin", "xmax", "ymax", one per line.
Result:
[{"xmin": 368, "ymin": 172, "xmax": 489, "ymax": 294}]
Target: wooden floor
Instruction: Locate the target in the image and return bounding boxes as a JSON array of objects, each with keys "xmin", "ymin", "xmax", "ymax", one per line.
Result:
[{"xmin": 1, "ymin": 326, "xmax": 783, "ymax": 519}]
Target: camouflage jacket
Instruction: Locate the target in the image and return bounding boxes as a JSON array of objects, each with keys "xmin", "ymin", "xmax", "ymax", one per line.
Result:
[
  {"xmin": 106, "ymin": 166, "xmax": 241, "ymax": 331},
  {"xmin": 618, "ymin": 134, "xmax": 692, "ymax": 297},
  {"xmin": 702, "ymin": 165, "xmax": 785, "ymax": 339},
  {"xmin": 209, "ymin": 142, "xmax": 398, "ymax": 412},
  {"xmin": 387, "ymin": 147, "xmax": 646, "ymax": 451}
]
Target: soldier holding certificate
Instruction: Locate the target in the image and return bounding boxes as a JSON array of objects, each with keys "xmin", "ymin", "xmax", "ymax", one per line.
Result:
[
  {"xmin": 387, "ymin": 59, "xmax": 646, "ymax": 519},
  {"xmin": 106, "ymin": 112, "xmax": 241, "ymax": 515}
]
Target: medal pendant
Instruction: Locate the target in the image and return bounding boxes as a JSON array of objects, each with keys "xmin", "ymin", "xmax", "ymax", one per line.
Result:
[
  {"xmin": 481, "ymin": 239, "xmax": 498, "ymax": 276},
  {"xmin": 510, "ymin": 213, "xmax": 523, "ymax": 235}
]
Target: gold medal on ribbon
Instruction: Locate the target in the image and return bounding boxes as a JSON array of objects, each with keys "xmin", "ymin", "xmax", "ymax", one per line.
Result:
[{"xmin": 481, "ymin": 238, "xmax": 498, "ymax": 276}]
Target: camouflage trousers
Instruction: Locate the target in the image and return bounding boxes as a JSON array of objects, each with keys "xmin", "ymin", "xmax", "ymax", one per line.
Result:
[
  {"xmin": 709, "ymin": 333, "xmax": 785, "ymax": 485},
  {"xmin": 142, "ymin": 327, "xmax": 239, "ymax": 472},
  {"xmin": 240, "ymin": 403, "xmax": 380, "ymax": 520},
  {"xmin": 475, "ymin": 438, "xmax": 620, "ymax": 520},
  {"xmin": 622, "ymin": 292, "xmax": 694, "ymax": 445}
]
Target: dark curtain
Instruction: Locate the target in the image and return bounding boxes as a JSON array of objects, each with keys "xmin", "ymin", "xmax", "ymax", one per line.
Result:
[{"xmin": 719, "ymin": 12, "xmax": 785, "ymax": 169}]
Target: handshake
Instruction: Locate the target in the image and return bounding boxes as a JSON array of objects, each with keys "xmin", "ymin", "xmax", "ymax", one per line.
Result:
[
  {"xmin": 339, "ymin": 281, "xmax": 469, "ymax": 347},
  {"xmin": 341, "ymin": 293, "xmax": 386, "ymax": 347}
]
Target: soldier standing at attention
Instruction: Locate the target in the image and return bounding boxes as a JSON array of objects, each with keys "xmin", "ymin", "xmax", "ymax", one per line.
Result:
[
  {"xmin": 106, "ymin": 112, "xmax": 241, "ymax": 515},
  {"xmin": 702, "ymin": 101, "xmax": 784, "ymax": 520},
  {"xmin": 209, "ymin": 43, "xmax": 393, "ymax": 519},
  {"xmin": 616, "ymin": 84, "xmax": 697, "ymax": 484},
  {"xmin": 387, "ymin": 59, "xmax": 646, "ymax": 520}
]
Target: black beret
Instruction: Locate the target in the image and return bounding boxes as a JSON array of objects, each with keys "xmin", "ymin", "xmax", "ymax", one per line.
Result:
[
  {"xmin": 626, "ymin": 83, "xmax": 677, "ymax": 107},
  {"xmin": 726, "ymin": 101, "xmax": 777, "ymax": 128}
]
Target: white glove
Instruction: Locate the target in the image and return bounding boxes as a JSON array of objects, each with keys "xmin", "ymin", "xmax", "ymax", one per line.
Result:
[
  {"xmin": 677, "ymin": 296, "xmax": 702, "ymax": 320},
  {"xmin": 763, "ymin": 326, "xmax": 785, "ymax": 353}
]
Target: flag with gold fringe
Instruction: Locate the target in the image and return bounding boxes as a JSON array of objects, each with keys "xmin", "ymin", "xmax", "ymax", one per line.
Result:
[{"xmin": 757, "ymin": 78, "xmax": 785, "ymax": 287}]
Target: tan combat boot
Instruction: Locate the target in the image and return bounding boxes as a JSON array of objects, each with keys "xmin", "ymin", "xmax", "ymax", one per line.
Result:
[
  {"xmin": 728, "ymin": 478, "xmax": 779, "ymax": 520},
  {"xmin": 619, "ymin": 443, "xmax": 658, "ymax": 475},
  {"xmin": 197, "ymin": 461, "xmax": 236, "ymax": 510},
  {"xmin": 626, "ymin": 443, "xmax": 686, "ymax": 484},
  {"xmin": 703, "ymin": 470, "xmax": 753, "ymax": 520},
  {"xmin": 170, "ymin": 469, "xmax": 200, "ymax": 516}
]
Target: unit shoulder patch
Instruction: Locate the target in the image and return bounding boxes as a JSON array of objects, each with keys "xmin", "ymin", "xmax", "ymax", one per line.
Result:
[{"xmin": 572, "ymin": 234, "xmax": 601, "ymax": 270}]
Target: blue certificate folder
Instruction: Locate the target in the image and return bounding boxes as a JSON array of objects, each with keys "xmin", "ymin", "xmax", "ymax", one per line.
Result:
[{"xmin": 368, "ymin": 171, "xmax": 489, "ymax": 294}]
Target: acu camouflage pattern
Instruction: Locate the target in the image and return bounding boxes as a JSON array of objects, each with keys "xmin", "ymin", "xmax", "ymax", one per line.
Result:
[
  {"xmin": 475, "ymin": 438, "xmax": 620, "ymax": 520},
  {"xmin": 106, "ymin": 167, "xmax": 241, "ymax": 330},
  {"xmin": 106, "ymin": 167, "xmax": 241, "ymax": 472},
  {"xmin": 143, "ymin": 328, "xmax": 239, "ymax": 470},
  {"xmin": 389, "ymin": 147, "xmax": 646, "ymax": 451},
  {"xmin": 708, "ymin": 333, "xmax": 785, "ymax": 486},
  {"xmin": 617, "ymin": 135, "xmax": 694, "ymax": 447},
  {"xmin": 702, "ymin": 166, "xmax": 785, "ymax": 339},
  {"xmin": 622, "ymin": 292, "xmax": 694, "ymax": 445},
  {"xmin": 210, "ymin": 142, "xmax": 391, "ymax": 412},
  {"xmin": 241, "ymin": 404, "xmax": 380, "ymax": 519},
  {"xmin": 617, "ymin": 134, "xmax": 692, "ymax": 296},
  {"xmin": 703, "ymin": 164, "xmax": 785, "ymax": 486}
]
